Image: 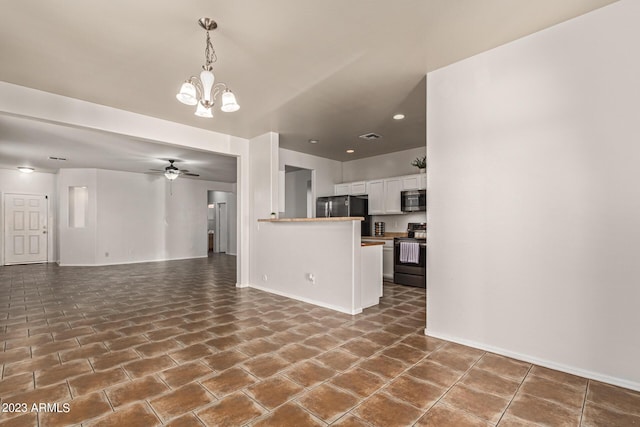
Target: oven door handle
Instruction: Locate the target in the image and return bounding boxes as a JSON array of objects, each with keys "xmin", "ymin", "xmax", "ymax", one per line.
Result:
[{"xmin": 394, "ymin": 242, "xmax": 427, "ymax": 247}]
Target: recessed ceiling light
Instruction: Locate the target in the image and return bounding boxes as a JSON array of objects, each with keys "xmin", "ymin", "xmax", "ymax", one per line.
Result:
[
  {"xmin": 18, "ymin": 167, "xmax": 35, "ymax": 173},
  {"xmin": 346, "ymin": 149, "xmax": 355, "ymax": 154},
  {"xmin": 308, "ymin": 139, "xmax": 319, "ymax": 144},
  {"xmin": 393, "ymin": 114, "xmax": 405, "ymax": 120}
]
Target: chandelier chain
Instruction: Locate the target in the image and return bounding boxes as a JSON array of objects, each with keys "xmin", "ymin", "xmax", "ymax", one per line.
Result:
[{"xmin": 203, "ymin": 31, "xmax": 217, "ymax": 70}]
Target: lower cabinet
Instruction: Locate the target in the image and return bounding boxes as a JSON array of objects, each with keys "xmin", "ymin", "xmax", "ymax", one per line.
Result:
[
  {"xmin": 362, "ymin": 239, "xmax": 395, "ymax": 280},
  {"xmin": 383, "ymin": 242, "xmax": 394, "ymax": 280}
]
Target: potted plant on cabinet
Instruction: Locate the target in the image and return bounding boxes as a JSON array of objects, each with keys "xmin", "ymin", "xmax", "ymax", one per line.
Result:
[{"xmin": 411, "ymin": 156, "xmax": 426, "ymax": 173}]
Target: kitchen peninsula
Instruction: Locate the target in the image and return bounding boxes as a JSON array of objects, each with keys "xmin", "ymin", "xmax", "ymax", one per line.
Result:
[{"xmin": 253, "ymin": 217, "xmax": 382, "ymax": 314}]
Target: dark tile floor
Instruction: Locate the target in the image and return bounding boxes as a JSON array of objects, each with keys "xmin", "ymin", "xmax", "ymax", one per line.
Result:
[{"xmin": 1, "ymin": 255, "xmax": 639, "ymax": 426}]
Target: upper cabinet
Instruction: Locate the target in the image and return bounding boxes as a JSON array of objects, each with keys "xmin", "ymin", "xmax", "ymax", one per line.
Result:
[
  {"xmin": 367, "ymin": 177, "xmax": 403, "ymax": 215},
  {"xmin": 366, "ymin": 180, "xmax": 385, "ymax": 214},
  {"xmin": 336, "ymin": 173, "xmax": 426, "ymax": 215},
  {"xmin": 401, "ymin": 173, "xmax": 426, "ymax": 190},
  {"xmin": 334, "ymin": 181, "xmax": 366, "ymax": 196},
  {"xmin": 382, "ymin": 177, "xmax": 403, "ymax": 214}
]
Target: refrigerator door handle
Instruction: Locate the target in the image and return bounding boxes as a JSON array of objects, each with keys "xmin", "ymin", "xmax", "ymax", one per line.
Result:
[{"xmin": 328, "ymin": 201, "xmax": 332, "ymax": 217}]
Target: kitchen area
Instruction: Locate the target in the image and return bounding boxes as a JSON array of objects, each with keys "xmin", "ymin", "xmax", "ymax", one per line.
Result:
[
  {"xmin": 260, "ymin": 147, "xmax": 426, "ymax": 314},
  {"xmin": 320, "ymin": 172, "xmax": 427, "ymax": 289}
]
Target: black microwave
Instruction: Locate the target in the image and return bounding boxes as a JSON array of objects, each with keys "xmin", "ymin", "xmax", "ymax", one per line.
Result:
[{"xmin": 401, "ymin": 189, "xmax": 426, "ymax": 212}]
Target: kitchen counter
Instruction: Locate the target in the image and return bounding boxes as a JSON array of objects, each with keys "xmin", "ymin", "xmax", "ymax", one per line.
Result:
[
  {"xmin": 361, "ymin": 241, "xmax": 385, "ymax": 247},
  {"xmin": 258, "ymin": 217, "xmax": 364, "ymax": 223},
  {"xmin": 253, "ymin": 217, "xmax": 378, "ymax": 314},
  {"xmin": 361, "ymin": 232, "xmax": 407, "ymax": 240}
]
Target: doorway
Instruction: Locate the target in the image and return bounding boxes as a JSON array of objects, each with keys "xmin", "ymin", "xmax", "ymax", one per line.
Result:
[
  {"xmin": 3, "ymin": 193, "xmax": 48, "ymax": 265},
  {"xmin": 216, "ymin": 202, "xmax": 227, "ymax": 253},
  {"xmin": 283, "ymin": 165, "xmax": 314, "ymax": 218},
  {"xmin": 207, "ymin": 190, "xmax": 236, "ymax": 256}
]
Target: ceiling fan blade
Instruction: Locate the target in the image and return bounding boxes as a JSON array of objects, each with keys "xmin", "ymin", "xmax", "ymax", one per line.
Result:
[
  {"xmin": 149, "ymin": 169, "xmax": 164, "ymax": 172},
  {"xmin": 183, "ymin": 173, "xmax": 200, "ymax": 177}
]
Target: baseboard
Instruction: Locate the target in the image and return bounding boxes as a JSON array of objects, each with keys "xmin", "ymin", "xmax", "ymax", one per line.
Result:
[
  {"xmin": 425, "ymin": 329, "xmax": 640, "ymax": 393},
  {"xmin": 249, "ymin": 283, "xmax": 361, "ymax": 315},
  {"xmin": 58, "ymin": 255, "xmax": 208, "ymax": 267}
]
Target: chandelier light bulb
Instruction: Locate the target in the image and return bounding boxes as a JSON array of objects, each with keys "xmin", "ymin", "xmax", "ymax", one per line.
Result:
[
  {"xmin": 195, "ymin": 102, "xmax": 213, "ymax": 118},
  {"xmin": 164, "ymin": 169, "xmax": 180, "ymax": 180},
  {"xmin": 221, "ymin": 90, "xmax": 240, "ymax": 112},
  {"xmin": 176, "ymin": 82, "xmax": 197, "ymax": 105}
]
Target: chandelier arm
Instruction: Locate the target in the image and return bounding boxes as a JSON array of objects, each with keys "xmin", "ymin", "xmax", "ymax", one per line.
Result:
[
  {"xmin": 212, "ymin": 82, "xmax": 230, "ymax": 101},
  {"xmin": 185, "ymin": 77, "xmax": 205, "ymax": 103}
]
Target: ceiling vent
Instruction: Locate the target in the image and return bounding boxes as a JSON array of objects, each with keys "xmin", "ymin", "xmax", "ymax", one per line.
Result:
[{"xmin": 358, "ymin": 132, "xmax": 381, "ymax": 141}]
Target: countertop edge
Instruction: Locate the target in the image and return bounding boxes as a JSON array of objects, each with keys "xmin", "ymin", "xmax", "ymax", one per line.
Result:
[
  {"xmin": 258, "ymin": 217, "xmax": 364, "ymax": 223},
  {"xmin": 361, "ymin": 241, "xmax": 385, "ymax": 247}
]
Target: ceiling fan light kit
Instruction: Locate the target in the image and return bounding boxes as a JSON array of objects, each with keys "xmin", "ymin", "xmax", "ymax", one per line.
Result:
[
  {"xmin": 176, "ymin": 17, "xmax": 240, "ymax": 118},
  {"xmin": 148, "ymin": 160, "xmax": 200, "ymax": 181},
  {"xmin": 164, "ymin": 164, "xmax": 180, "ymax": 180}
]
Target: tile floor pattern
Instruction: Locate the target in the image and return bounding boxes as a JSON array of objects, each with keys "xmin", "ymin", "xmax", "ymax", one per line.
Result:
[{"xmin": 1, "ymin": 256, "xmax": 639, "ymax": 427}]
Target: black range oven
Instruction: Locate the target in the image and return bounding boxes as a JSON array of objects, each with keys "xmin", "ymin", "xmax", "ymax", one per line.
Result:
[{"xmin": 393, "ymin": 237, "xmax": 426, "ymax": 288}]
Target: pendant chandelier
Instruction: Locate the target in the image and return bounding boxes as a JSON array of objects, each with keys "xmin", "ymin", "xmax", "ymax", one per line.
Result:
[{"xmin": 176, "ymin": 18, "xmax": 240, "ymax": 118}]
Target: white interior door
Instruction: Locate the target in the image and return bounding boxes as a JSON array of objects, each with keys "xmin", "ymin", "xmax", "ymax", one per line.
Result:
[
  {"xmin": 216, "ymin": 202, "xmax": 228, "ymax": 253},
  {"xmin": 4, "ymin": 194, "xmax": 48, "ymax": 265}
]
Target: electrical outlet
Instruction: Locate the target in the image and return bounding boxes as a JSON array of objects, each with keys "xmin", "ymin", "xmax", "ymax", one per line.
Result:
[{"xmin": 307, "ymin": 273, "xmax": 316, "ymax": 285}]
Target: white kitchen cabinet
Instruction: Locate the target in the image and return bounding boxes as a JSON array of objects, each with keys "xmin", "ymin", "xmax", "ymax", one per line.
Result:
[
  {"xmin": 383, "ymin": 177, "xmax": 403, "ymax": 214},
  {"xmin": 382, "ymin": 241, "xmax": 394, "ymax": 280},
  {"xmin": 367, "ymin": 178, "xmax": 404, "ymax": 215},
  {"xmin": 401, "ymin": 173, "xmax": 427, "ymax": 190},
  {"xmin": 402, "ymin": 175, "xmax": 420, "ymax": 190},
  {"xmin": 334, "ymin": 181, "xmax": 367, "ymax": 196},
  {"xmin": 334, "ymin": 183, "xmax": 350, "ymax": 195},
  {"xmin": 366, "ymin": 180, "xmax": 385, "ymax": 214},
  {"xmin": 338, "ymin": 173, "xmax": 424, "ymax": 215},
  {"xmin": 362, "ymin": 238, "xmax": 394, "ymax": 281},
  {"xmin": 350, "ymin": 181, "xmax": 367, "ymax": 195},
  {"xmin": 361, "ymin": 243, "xmax": 383, "ymax": 308}
]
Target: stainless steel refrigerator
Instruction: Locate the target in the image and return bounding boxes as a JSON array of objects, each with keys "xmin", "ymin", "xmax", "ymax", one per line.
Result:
[{"xmin": 316, "ymin": 195, "xmax": 371, "ymax": 236}]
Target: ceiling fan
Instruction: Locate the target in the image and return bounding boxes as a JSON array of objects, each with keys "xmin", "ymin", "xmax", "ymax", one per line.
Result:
[{"xmin": 149, "ymin": 160, "xmax": 200, "ymax": 180}]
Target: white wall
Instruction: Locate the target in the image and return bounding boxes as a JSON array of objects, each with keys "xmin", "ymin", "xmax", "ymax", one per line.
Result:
[
  {"xmin": 249, "ymin": 132, "xmax": 279, "ymax": 286},
  {"xmin": 58, "ymin": 168, "xmax": 234, "ymax": 266},
  {"xmin": 427, "ymin": 0, "xmax": 640, "ymax": 391},
  {"xmin": 284, "ymin": 169, "xmax": 311, "ymax": 218},
  {"xmin": 0, "ymin": 169, "xmax": 58, "ymax": 265},
  {"xmin": 279, "ymin": 148, "xmax": 342, "ymax": 198},
  {"xmin": 58, "ymin": 169, "xmax": 98, "ymax": 266},
  {"xmin": 342, "ymin": 147, "xmax": 426, "ymax": 182}
]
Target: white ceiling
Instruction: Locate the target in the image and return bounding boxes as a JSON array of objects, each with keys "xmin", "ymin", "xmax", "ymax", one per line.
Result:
[
  {"xmin": 0, "ymin": 0, "xmax": 617, "ymax": 178},
  {"xmin": 0, "ymin": 114, "xmax": 238, "ymax": 182}
]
